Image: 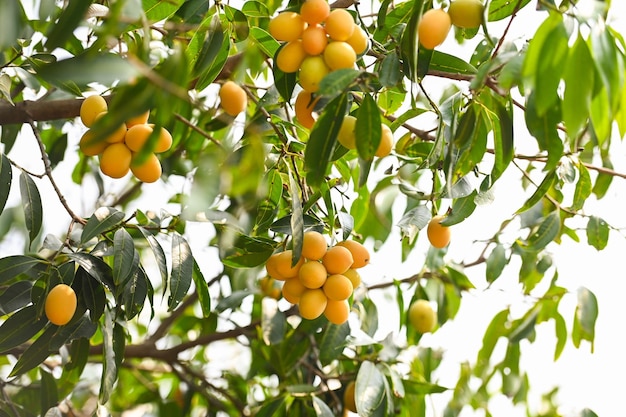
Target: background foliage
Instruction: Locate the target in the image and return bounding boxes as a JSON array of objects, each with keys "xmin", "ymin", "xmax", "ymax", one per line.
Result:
[{"xmin": 0, "ymin": 0, "xmax": 623, "ymax": 416}]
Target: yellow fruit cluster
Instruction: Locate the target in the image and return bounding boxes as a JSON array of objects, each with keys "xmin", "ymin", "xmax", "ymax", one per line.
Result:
[
  {"xmin": 268, "ymin": 0, "xmax": 368, "ymax": 128},
  {"xmin": 264, "ymin": 231, "xmax": 370, "ymax": 324},
  {"xmin": 78, "ymin": 95, "xmax": 172, "ymax": 183},
  {"xmin": 337, "ymin": 114, "xmax": 394, "ymax": 158},
  {"xmin": 418, "ymin": 0, "xmax": 484, "ymax": 50}
]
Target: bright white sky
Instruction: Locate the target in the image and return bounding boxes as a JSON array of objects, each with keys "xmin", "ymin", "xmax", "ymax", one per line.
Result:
[{"xmin": 2, "ymin": 1, "xmax": 626, "ymax": 416}]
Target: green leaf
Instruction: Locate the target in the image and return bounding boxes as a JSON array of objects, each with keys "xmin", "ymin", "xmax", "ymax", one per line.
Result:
[
  {"xmin": 508, "ymin": 307, "xmax": 539, "ymax": 343},
  {"xmin": 0, "ymin": 281, "xmax": 33, "ymax": 315},
  {"xmin": 256, "ymin": 396, "xmax": 288, "ymax": 417},
  {"xmin": 590, "ymin": 24, "xmax": 624, "ymax": 111},
  {"xmin": 453, "ymin": 103, "xmax": 478, "ymax": 148},
  {"xmin": 81, "ymin": 207, "xmax": 125, "ymax": 244},
  {"xmin": 99, "ymin": 309, "xmax": 120, "ymax": 404},
  {"xmin": 40, "ymin": 369, "xmax": 59, "ymax": 415},
  {"xmin": 485, "ymin": 244, "xmax": 506, "ymax": 283},
  {"xmin": 444, "ymin": 192, "xmax": 477, "ymax": 225},
  {"xmin": 272, "ymin": 63, "xmax": 298, "ymax": 103},
  {"xmin": 45, "ymin": 0, "xmax": 93, "ymax": 50},
  {"xmin": 533, "ymin": 17, "xmax": 569, "ymax": 116},
  {"xmin": 318, "ymin": 322, "xmax": 350, "ymax": 366},
  {"xmin": 123, "ymin": 267, "xmax": 149, "ymax": 320},
  {"xmin": 573, "ymin": 287, "xmax": 598, "ymax": 350},
  {"xmin": 221, "ymin": 233, "xmax": 275, "ymax": 268},
  {"xmin": 515, "ymin": 170, "xmax": 556, "ymax": 214},
  {"xmin": 0, "ymin": 305, "xmax": 47, "ymax": 353},
  {"xmin": 402, "ymin": 379, "xmax": 449, "ymax": 395},
  {"xmin": 138, "ymin": 226, "xmax": 169, "ymax": 292},
  {"xmin": 474, "ymin": 309, "xmax": 509, "ymax": 377},
  {"xmin": 356, "ymin": 93, "xmax": 382, "ymax": 161},
  {"xmin": 287, "ymin": 169, "xmax": 304, "ymax": 265},
  {"xmin": 586, "ymin": 215, "xmax": 609, "ymax": 250},
  {"xmin": 429, "ymin": 51, "xmax": 477, "ymax": 75},
  {"xmin": 113, "ymin": 228, "xmax": 138, "ymax": 287},
  {"xmin": 379, "ymin": 52, "xmax": 402, "ymax": 87},
  {"xmin": 492, "ymin": 99, "xmax": 514, "ymax": 182},
  {"xmin": 356, "ymin": 361, "xmax": 387, "ymax": 417},
  {"xmin": 553, "ymin": 310, "xmax": 567, "ymax": 360},
  {"xmin": 571, "ymin": 161, "xmax": 592, "ymax": 211},
  {"xmin": 304, "ymin": 93, "xmax": 348, "ymax": 187},
  {"xmin": 169, "ymin": 233, "xmax": 193, "ymax": 310},
  {"xmin": 37, "ymin": 53, "xmax": 140, "ymax": 90},
  {"xmin": 399, "ymin": 4, "xmax": 422, "ymax": 82},
  {"xmin": 312, "ymin": 397, "xmax": 334, "ymax": 417},
  {"xmin": 522, "ymin": 211, "xmax": 561, "ymax": 251},
  {"xmin": 317, "ymin": 68, "xmax": 362, "ymax": 100},
  {"xmin": 77, "ymin": 266, "xmax": 106, "ymax": 322},
  {"xmin": 249, "ymin": 27, "xmax": 280, "ymax": 58},
  {"xmin": 68, "ymin": 252, "xmax": 115, "ymax": 290},
  {"xmin": 192, "ymin": 259, "xmax": 211, "ymax": 317},
  {"xmin": 488, "ymin": 0, "xmax": 531, "ymax": 21},
  {"xmin": 397, "ymin": 205, "xmax": 430, "ymax": 243},
  {"xmin": 9, "ymin": 325, "xmax": 57, "ymax": 377},
  {"xmin": 563, "ymin": 35, "xmax": 594, "ymax": 138},
  {"xmin": 261, "ymin": 298, "xmax": 285, "ymax": 345},
  {"xmin": 143, "ymin": 0, "xmax": 184, "ymax": 22},
  {"xmin": 524, "ymin": 92, "xmax": 563, "ymax": 171},
  {"xmin": 0, "ymin": 255, "xmax": 45, "ymax": 285},
  {"xmin": 19, "ymin": 171, "xmax": 43, "ymax": 247},
  {"xmin": 0, "ymin": 153, "xmax": 11, "ymax": 216}
]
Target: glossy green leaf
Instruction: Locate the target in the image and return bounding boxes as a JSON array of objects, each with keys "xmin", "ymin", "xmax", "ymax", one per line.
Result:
[
  {"xmin": 272, "ymin": 63, "xmax": 298, "ymax": 103},
  {"xmin": 379, "ymin": 52, "xmax": 403, "ymax": 87},
  {"xmin": 77, "ymin": 266, "xmax": 106, "ymax": 322},
  {"xmin": 192, "ymin": 259, "xmax": 211, "ymax": 317},
  {"xmin": 40, "ymin": 369, "xmax": 58, "ymax": 415},
  {"xmin": 508, "ymin": 307, "xmax": 539, "ymax": 343},
  {"xmin": 304, "ymin": 93, "xmax": 348, "ymax": 187},
  {"xmin": 534, "ymin": 17, "xmax": 569, "ymax": 116},
  {"xmin": 222, "ymin": 233, "xmax": 275, "ymax": 268},
  {"xmin": 123, "ymin": 266, "xmax": 149, "ymax": 320},
  {"xmin": 287, "ymin": 169, "xmax": 304, "ymax": 265},
  {"xmin": 143, "ymin": 0, "xmax": 184, "ymax": 22},
  {"xmin": 261, "ymin": 298, "xmax": 284, "ymax": 345},
  {"xmin": 397, "ymin": 205, "xmax": 430, "ymax": 243},
  {"xmin": 138, "ymin": 226, "xmax": 169, "ymax": 292},
  {"xmin": 522, "ymin": 211, "xmax": 561, "ymax": 251},
  {"xmin": 249, "ymin": 27, "xmax": 280, "ymax": 58},
  {"xmin": 0, "ymin": 281, "xmax": 32, "ymax": 315},
  {"xmin": 486, "ymin": 244, "xmax": 506, "ymax": 283},
  {"xmin": 0, "ymin": 153, "xmax": 11, "ymax": 216},
  {"xmin": 492, "ymin": 98, "xmax": 514, "ymax": 182},
  {"xmin": 19, "ymin": 171, "xmax": 42, "ymax": 246},
  {"xmin": 586, "ymin": 215, "xmax": 609, "ymax": 250},
  {"xmin": 45, "ymin": 0, "xmax": 93, "ymax": 50},
  {"xmin": 0, "ymin": 305, "xmax": 47, "ymax": 353},
  {"xmin": 169, "ymin": 233, "xmax": 193, "ymax": 310},
  {"xmin": 318, "ymin": 322, "xmax": 350, "ymax": 366},
  {"xmin": 99, "ymin": 309, "xmax": 117, "ymax": 403},
  {"xmin": 317, "ymin": 68, "xmax": 361, "ymax": 99},
  {"xmin": 573, "ymin": 287, "xmax": 598, "ymax": 349},
  {"xmin": 400, "ymin": 3, "xmax": 423, "ymax": 82},
  {"xmin": 312, "ymin": 397, "xmax": 334, "ymax": 417},
  {"xmin": 590, "ymin": 24, "xmax": 624, "ymax": 111},
  {"xmin": 190, "ymin": 16, "xmax": 224, "ymax": 77},
  {"xmin": 553, "ymin": 310, "xmax": 567, "ymax": 360},
  {"xmin": 515, "ymin": 170, "xmax": 556, "ymax": 214},
  {"xmin": 113, "ymin": 228, "xmax": 138, "ymax": 287},
  {"xmin": 488, "ymin": 0, "xmax": 531, "ymax": 21},
  {"xmin": 223, "ymin": 5, "xmax": 249, "ymax": 42},
  {"xmin": 356, "ymin": 93, "xmax": 382, "ymax": 161},
  {"xmin": 474, "ymin": 309, "xmax": 509, "ymax": 377},
  {"xmin": 571, "ymin": 161, "xmax": 592, "ymax": 211},
  {"xmin": 68, "ymin": 253, "xmax": 115, "ymax": 291},
  {"xmin": 429, "ymin": 51, "xmax": 477, "ymax": 75},
  {"xmin": 195, "ymin": 31, "xmax": 230, "ymax": 90},
  {"xmin": 524, "ymin": 91, "xmax": 563, "ymax": 172},
  {"xmin": 444, "ymin": 192, "xmax": 477, "ymax": 226},
  {"xmin": 81, "ymin": 207, "xmax": 125, "ymax": 244},
  {"xmin": 563, "ymin": 35, "xmax": 594, "ymax": 138},
  {"xmin": 356, "ymin": 361, "xmax": 386, "ymax": 417},
  {"xmin": 256, "ymin": 396, "xmax": 288, "ymax": 417},
  {"xmin": 0, "ymin": 255, "xmax": 45, "ymax": 285},
  {"xmin": 9, "ymin": 325, "xmax": 57, "ymax": 377},
  {"xmin": 402, "ymin": 379, "xmax": 449, "ymax": 395}
]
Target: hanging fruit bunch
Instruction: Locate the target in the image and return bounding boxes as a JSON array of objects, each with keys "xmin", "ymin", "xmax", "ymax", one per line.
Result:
[{"xmin": 78, "ymin": 95, "xmax": 172, "ymax": 183}]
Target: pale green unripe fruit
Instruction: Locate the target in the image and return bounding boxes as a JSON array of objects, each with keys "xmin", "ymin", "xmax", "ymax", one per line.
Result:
[
  {"xmin": 448, "ymin": 0, "xmax": 485, "ymax": 29},
  {"xmin": 408, "ymin": 299, "xmax": 437, "ymax": 333}
]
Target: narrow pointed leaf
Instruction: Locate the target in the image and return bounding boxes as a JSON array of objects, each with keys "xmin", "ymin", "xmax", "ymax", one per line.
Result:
[
  {"xmin": 492, "ymin": 99, "xmax": 514, "ymax": 182},
  {"xmin": 113, "ymin": 228, "xmax": 137, "ymax": 287},
  {"xmin": 0, "ymin": 255, "xmax": 46, "ymax": 284},
  {"xmin": 192, "ymin": 259, "xmax": 211, "ymax": 317},
  {"xmin": 0, "ymin": 305, "xmax": 47, "ymax": 353},
  {"xmin": 515, "ymin": 170, "xmax": 556, "ymax": 214},
  {"xmin": 169, "ymin": 233, "xmax": 193, "ymax": 310},
  {"xmin": 0, "ymin": 153, "xmax": 11, "ymax": 215},
  {"xmin": 288, "ymin": 169, "xmax": 304, "ymax": 265},
  {"xmin": 45, "ymin": 0, "xmax": 93, "ymax": 50},
  {"xmin": 81, "ymin": 207, "xmax": 125, "ymax": 244},
  {"xmin": 572, "ymin": 161, "xmax": 592, "ymax": 211},
  {"xmin": 0, "ymin": 280, "xmax": 33, "ymax": 315},
  {"xmin": 123, "ymin": 266, "xmax": 148, "ymax": 320},
  {"xmin": 319, "ymin": 322, "xmax": 350, "ymax": 366},
  {"xmin": 9, "ymin": 325, "xmax": 57, "ymax": 377},
  {"xmin": 356, "ymin": 93, "xmax": 382, "ymax": 161},
  {"xmin": 523, "ymin": 211, "xmax": 561, "ymax": 251},
  {"xmin": 68, "ymin": 253, "xmax": 115, "ymax": 290},
  {"xmin": 19, "ymin": 171, "xmax": 43, "ymax": 246},
  {"xmin": 563, "ymin": 35, "xmax": 594, "ymax": 137},
  {"xmin": 586, "ymin": 215, "xmax": 609, "ymax": 250},
  {"xmin": 356, "ymin": 361, "xmax": 386, "ymax": 417},
  {"xmin": 138, "ymin": 226, "xmax": 168, "ymax": 292}
]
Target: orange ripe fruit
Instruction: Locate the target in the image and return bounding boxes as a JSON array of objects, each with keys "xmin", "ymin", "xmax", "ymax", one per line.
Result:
[
  {"xmin": 79, "ymin": 130, "xmax": 108, "ymax": 156},
  {"xmin": 298, "ymin": 261, "xmax": 328, "ymax": 289},
  {"xmin": 323, "ymin": 41, "xmax": 357, "ymax": 70},
  {"xmin": 301, "ymin": 25, "xmax": 328, "ymax": 56},
  {"xmin": 266, "ymin": 253, "xmax": 286, "ymax": 280},
  {"xmin": 324, "ymin": 299, "xmax": 350, "ymax": 324},
  {"xmin": 269, "ymin": 11, "xmax": 306, "ymax": 42},
  {"xmin": 344, "ymin": 381, "xmax": 357, "ymax": 413},
  {"xmin": 427, "ymin": 215, "xmax": 451, "ymax": 248},
  {"xmin": 417, "ymin": 8, "xmax": 452, "ymax": 49},
  {"xmin": 124, "ymin": 123, "xmax": 154, "ymax": 152},
  {"xmin": 131, "ymin": 152, "xmax": 162, "ymax": 183},
  {"xmin": 322, "ymin": 245, "xmax": 354, "ymax": 275},
  {"xmin": 343, "ymin": 268, "xmax": 361, "ymax": 289},
  {"xmin": 275, "ymin": 250, "xmax": 305, "ymax": 279},
  {"xmin": 300, "ymin": 0, "xmax": 330, "ymax": 25},
  {"xmin": 125, "ymin": 110, "xmax": 150, "ymax": 128},
  {"xmin": 219, "ymin": 81, "xmax": 247, "ymax": 117},
  {"xmin": 155, "ymin": 127, "xmax": 173, "ymax": 153},
  {"xmin": 99, "ymin": 143, "xmax": 132, "ymax": 179},
  {"xmin": 45, "ymin": 284, "xmax": 77, "ymax": 326},
  {"xmin": 336, "ymin": 240, "xmax": 370, "ymax": 269},
  {"xmin": 299, "ymin": 288, "xmax": 328, "ymax": 320},
  {"xmin": 299, "ymin": 56, "xmax": 330, "ymax": 92},
  {"xmin": 375, "ymin": 123, "xmax": 394, "ymax": 157},
  {"xmin": 294, "ymin": 90, "xmax": 320, "ymax": 129},
  {"xmin": 323, "ymin": 274, "xmax": 353, "ymax": 301},
  {"xmin": 282, "ymin": 276, "xmax": 307, "ymax": 304},
  {"xmin": 80, "ymin": 95, "xmax": 108, "ymax": 127},
  {"xmin": 346, "ymin": 25, "xmax": 368, "ymax": 55},
  {"xmin": 324, "ymin": 9, "xmax": 355, "ymax": 41},
  {"xmin": 276, "ymin": 40, "xmax": 307, "ymax": 73},
  {"xmin": 302, "ymin": 230, "xmax": 327, "ymax": 260}
]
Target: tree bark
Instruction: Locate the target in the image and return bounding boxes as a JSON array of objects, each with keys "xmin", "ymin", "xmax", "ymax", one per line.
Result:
[{"xmin": 0, "ymin": 97, "xmax": 91, "ymax": 125}]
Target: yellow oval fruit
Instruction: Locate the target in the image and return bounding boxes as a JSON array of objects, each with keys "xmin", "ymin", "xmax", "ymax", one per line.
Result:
[
  {"xmin": 324, "ymin": 299, "xmax": 350, "ymax": 324},
  {"xmin": 337, "ymin": 115, "xmax": 357, "ymax": 149},
  {"xmin": 298, "ymin": 261, "xmax": 328, "ymax": 289},
  {"xmin": 276, "ymin": 40, "xmax": 307, "ymax": 73},
  {"xmin": 131, "ymin": 152, "xmax": 162, "ymax": 183},
  {"xmin": 79, "ymin": 130, "xmax": 108, "ymax": 156},
  {"xmin": 418, "ymin": 8, "xmax": 452, "ymax": 49},
  {"xmin": 323, "ymin": 41, "xmax": 357, "ymax": 70},
  {"xmin": 301, "ymin": 25, "xmax": 328, "ymax": 56},
  {"xmin": 375, "ymin": 123, "xmax": 394, "ymax": 157},
  {"xmin": 343, "ymin": 268, "xmax": 361, "ymax": 289},
  {"xmin": 219, "ymin": 81, "xmax": 247, "ymax": 117},
  {"xmin": 302, "ymin": 230, "xmax": 327, "ymax": 260},
  {"xmin": 45, "ymin": 284, "xmax": 77, "ymax": 326},
  {"xmin": 299, "ymin": 288, "xmax": 328, "ymax": 320},
  {"xmin": 323, "ymin": 274, "xmax": 353, "ymax": 301},
  {"xmin": 266, "ymin": 253, "xmax": 286, "ymax": 281},
  {"xmin": 269, "ymin": 11, "xmax": 306, "ymax": 42},
  {"xmin": 155, "ymin": 127, "xmax": 173, "ymax": 153},
  {"xmin": 80, "ymin": 95, "xmax": 108, "ymax": 127},
  {"xmin": 324, "ymin": 9, "xmax": 355, "ymax": 41},
  {"xmin": 346, "ymin": 25, "xmax": 369, "ymax": 55},
  {"xmin": 427, "ymin": 215, "xmax": 451, "ymax": 248},
  {"xmin": 408, "ymin": 299, "xmax": 437, "ymax": 333},
  {"xmin": 299, "ymin": 56, "xmax": 330, "ymax": 92},
  {"xmin": 125, "ymin": 110, "xmax": 150, "ymax": 128},
  {"xmin": 282, "ymin": 276, "xmax": 307, "ymax": 304},
  {"xmin": 124, "ymin": 123, "xmax": 154, "ymax": 152},
  {"xmin": 92, "ymin": 112, "xmax": 127, "ymax": 144},
  {"xmin": 344, "ymin": 381, "xmax": 357, "ymax": 413},
  {"xmin": 336, "ymin": 240, "xmax": 370, "ymax": 269},
  {"xmin": 322, "ymin": 245, "xmax": 354, "ymax": 275},
  {"xmin": 99, "ymin": 142, "xmax": 132, "ymax": 179},
  {"xmin": 294, "ymin": 90, "xmax": 319, "ymax": 129},
  {"xmin": 275, "ymin": 250, "xmax": 304, "ymax": 279},
  {"xmin": 300, "ymin": 0, "xmax": 330, "ymax": 25},
  {"xmin": 448, "ymin": 0, "xmax": 484, "ymax": 29}
]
